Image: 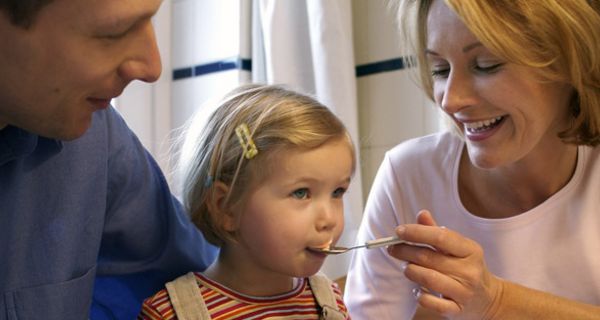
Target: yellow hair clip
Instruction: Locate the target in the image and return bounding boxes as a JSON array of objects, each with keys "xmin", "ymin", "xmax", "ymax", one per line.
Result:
[{"xmin": 235, "ymin": 123, "xmax": 258, "ymax": 159}]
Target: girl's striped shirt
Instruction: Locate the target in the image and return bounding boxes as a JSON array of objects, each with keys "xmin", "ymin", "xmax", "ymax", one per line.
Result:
[{"xmin": 138, "ymin": 272, "xmax": 350, "ymax": 320}]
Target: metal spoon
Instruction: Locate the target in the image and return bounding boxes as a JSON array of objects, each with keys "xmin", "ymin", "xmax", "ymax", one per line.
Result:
[{"xmin": 309, "ymin": 236, "xmax": 425, "ymax": 255}]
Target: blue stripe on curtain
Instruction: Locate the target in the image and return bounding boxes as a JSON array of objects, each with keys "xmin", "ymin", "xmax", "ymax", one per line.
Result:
[{"xmin": 172, "ymin": 56, "xmax": 415, "ymax": 81}]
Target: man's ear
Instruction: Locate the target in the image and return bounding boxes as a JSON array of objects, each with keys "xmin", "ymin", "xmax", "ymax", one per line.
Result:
[{"xmin": 206, "ymin": 180, "xmax": 237, "ymax": 232}]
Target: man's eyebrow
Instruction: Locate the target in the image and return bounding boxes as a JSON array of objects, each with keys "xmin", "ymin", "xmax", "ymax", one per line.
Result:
[{"xmin": 97, "ymin": 7, "xmax": 157, "ymax": 29}]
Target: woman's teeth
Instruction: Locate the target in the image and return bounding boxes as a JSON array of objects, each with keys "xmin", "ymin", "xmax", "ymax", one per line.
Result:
[{"xmin": 465, "ymin": 116, "xmax": 504, "ymax": 133}]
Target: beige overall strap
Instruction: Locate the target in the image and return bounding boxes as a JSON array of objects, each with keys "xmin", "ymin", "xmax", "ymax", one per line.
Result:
[
  {"xmin": 165, "ymin": 272, "xmax": 211, "ymax": 320},
  {"xmin": 308, "ymin": 274, "xmax": 346, "ymax": 320}
]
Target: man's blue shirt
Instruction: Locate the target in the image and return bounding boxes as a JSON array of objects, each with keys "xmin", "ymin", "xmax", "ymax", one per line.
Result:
[{"xmin": 0, "ymin": 107, "xmax": 217, "ymax": 319}]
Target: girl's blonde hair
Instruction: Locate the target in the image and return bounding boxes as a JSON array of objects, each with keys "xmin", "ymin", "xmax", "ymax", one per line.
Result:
[
  {"xmin": 395, "ymin": 0, "xmax": 600, "ymax": 146},
  {"xmin": 179, "ymin": 84, "xmax": 355, "ymax": 246}
]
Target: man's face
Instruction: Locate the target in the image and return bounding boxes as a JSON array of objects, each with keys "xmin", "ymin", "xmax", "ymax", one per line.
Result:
[{"xmin": 0, "ymin": 0, "xmax": 163, "ymax": 140}]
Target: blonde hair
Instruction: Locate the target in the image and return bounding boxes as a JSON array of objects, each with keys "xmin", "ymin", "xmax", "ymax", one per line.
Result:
[
  {"xmin": 396, "ymin": 0, "xmax": 600, "ymax": 145},
  {"xmin": 180, "ymin": 84, "xmax": 355, "ymax": 246}
]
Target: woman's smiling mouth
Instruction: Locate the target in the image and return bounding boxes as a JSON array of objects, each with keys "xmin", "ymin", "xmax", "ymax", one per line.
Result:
[{"xmin": 464, "ymin": 116, "xmax": 505, "ymax": 134}]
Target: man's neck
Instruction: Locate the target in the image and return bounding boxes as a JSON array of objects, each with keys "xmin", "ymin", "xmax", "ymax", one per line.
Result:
[{"xmin": 0, "ymin": 123, "xmax": 6, "ymax": 130}]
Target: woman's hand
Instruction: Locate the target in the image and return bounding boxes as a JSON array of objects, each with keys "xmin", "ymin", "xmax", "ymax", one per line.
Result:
[{"xmin": 387, "ymin": 210, "xmax": 503, "ymax": 320}]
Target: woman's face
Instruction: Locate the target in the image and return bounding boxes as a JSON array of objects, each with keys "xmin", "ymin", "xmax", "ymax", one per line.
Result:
[{"xmin": 426, "ymin": 0, "xmax": 574, "ymax": 169}]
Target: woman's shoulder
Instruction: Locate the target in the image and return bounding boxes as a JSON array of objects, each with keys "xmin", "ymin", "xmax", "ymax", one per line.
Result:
[
  {"xmin": 578, "ymin": 144, "xmax": 600, "ymax": 186},
  {"xmin": 385, "ymin": 131, "xmax": 463, "ymax": 167}
]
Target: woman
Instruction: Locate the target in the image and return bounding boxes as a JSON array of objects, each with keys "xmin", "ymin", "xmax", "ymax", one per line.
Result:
[{"xmin": 344, "ymin": 0, "xmax": 600, "ymax": 319}]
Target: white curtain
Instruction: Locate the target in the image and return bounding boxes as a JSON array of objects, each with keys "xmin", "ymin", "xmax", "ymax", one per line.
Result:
[{"xmin": 252, "ymin": 0, "xmax": 363, "ymax": 280}]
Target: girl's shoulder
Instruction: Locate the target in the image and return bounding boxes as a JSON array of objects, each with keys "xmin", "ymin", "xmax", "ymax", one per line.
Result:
[{"xmin": 137, "ymin": 287, "xmax": 176, "ymax": 320}]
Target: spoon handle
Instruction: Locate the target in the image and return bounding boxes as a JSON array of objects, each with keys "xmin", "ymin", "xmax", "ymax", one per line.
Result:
[{"xmin": 365, "ymin": 236, "xmax": 406, "ymax": 249}]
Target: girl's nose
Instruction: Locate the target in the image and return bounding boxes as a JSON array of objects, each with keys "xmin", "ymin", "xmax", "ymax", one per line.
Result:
[{"xmin": 315, "ymin": 201, "xmax": 340, "ymax": 232}]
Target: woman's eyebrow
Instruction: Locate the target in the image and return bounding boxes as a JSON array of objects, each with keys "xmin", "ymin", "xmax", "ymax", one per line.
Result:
[
  {"xmin": 425, "ymin": 49, "xmax": 440, "ymax": 56},
  {"xmin": 463, "ymin": 42, "xmax": 483, "ymax": 53},
  {"xmin": 425, "ymin": 42, "xmax": 483, "ymax": 56}
]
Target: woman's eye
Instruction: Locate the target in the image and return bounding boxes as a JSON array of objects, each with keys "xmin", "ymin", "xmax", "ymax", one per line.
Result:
[
  {"xmin": 431, "ymin": 68, "xmax": 450, "ymax": 78},
  {"xmin": 291, "ymin": 188, "xmax": 309, "ymax": 199},
  {"xmin": 475, "ymin": 63, "xmax": 504, "ymax": 74},
  {"xmin": 332, "ymin": 187, "xmax": 347, "ymax": 198}
]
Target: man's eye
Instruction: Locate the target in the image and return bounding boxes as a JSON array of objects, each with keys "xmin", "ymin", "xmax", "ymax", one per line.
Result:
[
  {"xmin": 101, "ymin": 30, "xmax": 128, "ymax": 40},
  {"xmin": 291, "ymin": 188, "xmax": 309, "ymax": 199}
]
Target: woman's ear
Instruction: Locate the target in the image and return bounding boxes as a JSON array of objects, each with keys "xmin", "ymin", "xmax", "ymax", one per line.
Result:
[{"xmin": 206, "ymin": 180, "xmax": 237, "ymax": 232}]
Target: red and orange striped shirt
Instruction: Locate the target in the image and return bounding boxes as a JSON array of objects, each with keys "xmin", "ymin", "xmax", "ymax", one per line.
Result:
[{"xmin": 138, "ymin": 272, "xmax": 350, "ymax": 320}]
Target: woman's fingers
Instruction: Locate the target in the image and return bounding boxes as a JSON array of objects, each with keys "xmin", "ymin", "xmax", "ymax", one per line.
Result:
[
  {"xmin": 404, "ymin": 260, "xmax": 475, "ymax": 305},
  {"xmin": 416, "ymin": 289, "xmax": 461, "ymax": 317},
  {"xmin": 416, "ymin": 209, "xmax": 438, "ymax": 226},
  {"xmin": 389, "ymin": 243, "xmax": 446, "ymax": 270},
  {"xmin": 393, "ymin": 222, "xmax": 477, "ymax": 259}
]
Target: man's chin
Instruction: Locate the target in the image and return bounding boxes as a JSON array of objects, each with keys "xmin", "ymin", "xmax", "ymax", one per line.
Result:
[
  {"xmin": 45, "ymin": 120, "xmax": 92, "ymax": 141},
  {"xmin": 60, "ymin": 126, "xmax": 91, "ymax": 141}
]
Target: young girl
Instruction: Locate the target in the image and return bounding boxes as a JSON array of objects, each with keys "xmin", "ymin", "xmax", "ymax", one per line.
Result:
[{"xmin": 138, "ymin": 84, "xmax": 355, "ymax": 319}]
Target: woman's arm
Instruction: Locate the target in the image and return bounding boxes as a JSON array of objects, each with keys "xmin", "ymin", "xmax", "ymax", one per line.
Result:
[{"xmin": 490, "ymin": 280, "xmax": 600, "ymax": 320}]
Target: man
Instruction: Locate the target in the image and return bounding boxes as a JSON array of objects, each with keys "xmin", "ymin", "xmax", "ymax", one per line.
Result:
[{"xmin": 0, "ymin": 0, "xmax": 217, "ymax": 319}]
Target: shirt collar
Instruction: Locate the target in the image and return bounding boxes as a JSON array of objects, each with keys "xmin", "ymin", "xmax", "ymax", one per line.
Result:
[{"xmin": 0, "ymin": 126, "xmax": 63, "ymax": 166}]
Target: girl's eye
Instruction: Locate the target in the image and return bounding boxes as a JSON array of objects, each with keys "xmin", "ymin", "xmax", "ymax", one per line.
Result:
[
  {"xmin": 332, "ymin": 187, "xmax": 347, "ymax": 199},
  {"xmin": 291, "ymin": 188, "xmax": 309, "ymax": 200}
]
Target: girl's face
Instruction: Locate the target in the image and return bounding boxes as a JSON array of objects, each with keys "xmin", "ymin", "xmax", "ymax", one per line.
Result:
[
  {"xmin": 233, "ymin": 138, "xmax": 353, "ymax": 280},
  {"xmin": 426, "ymin": 0, "xmax": 574, "ymax": 169}
]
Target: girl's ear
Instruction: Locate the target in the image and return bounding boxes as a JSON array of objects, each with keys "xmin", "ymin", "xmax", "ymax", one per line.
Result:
[{"xmin": 206, "ymin": 180, "xmax": 237, "ymax": 232}]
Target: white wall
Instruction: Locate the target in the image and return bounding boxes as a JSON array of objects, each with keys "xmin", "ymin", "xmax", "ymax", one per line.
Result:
[
  {"xmin": 352, "ymin": 0, "xmax": 440, "ymax": 200},
  {"xmin": 113, "ymin": 0, "xmax": 174, "ymax": 178}
]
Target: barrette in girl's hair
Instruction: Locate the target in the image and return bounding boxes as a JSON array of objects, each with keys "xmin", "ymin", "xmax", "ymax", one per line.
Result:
[
  {"xmin": 204, "ymin": 175, "xmax": 213, "ymax": 188},
  {"xmin": 235, "ymin": 123, "xmax": 258, "ymax": 159}
]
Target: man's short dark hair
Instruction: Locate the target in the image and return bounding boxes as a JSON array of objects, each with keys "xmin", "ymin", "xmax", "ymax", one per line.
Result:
[{"xmin": 0, "ymin": 0, "xmax": 53, "ymax": 27}]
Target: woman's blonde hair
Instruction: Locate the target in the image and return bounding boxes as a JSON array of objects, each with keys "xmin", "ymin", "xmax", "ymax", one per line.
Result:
[
  {"xmin": 396, "ymin": 0, "xmax": 600, "ymax": 145},
  {"xmin": 179, "ymin": 84, "xmax": 355, "ymax": 246}
]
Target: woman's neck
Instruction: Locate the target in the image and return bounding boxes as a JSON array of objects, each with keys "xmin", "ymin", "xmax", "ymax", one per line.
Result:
[
  {"xmin": 203, "ymin": 246, "xmax": 296, "ymax": 296},
  {"xmin": 459, "ymin": 142, "xmax": 578, "ymax": 219}
]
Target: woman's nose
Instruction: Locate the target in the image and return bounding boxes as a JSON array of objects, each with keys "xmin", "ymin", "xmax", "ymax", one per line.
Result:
[
  {"xmin": 438, "ymin": 71, "xmax": 477, "ymax": 114},
  {"xmin": 118, "ymin": 22, "xmax": 162, "ymax": 83}
]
